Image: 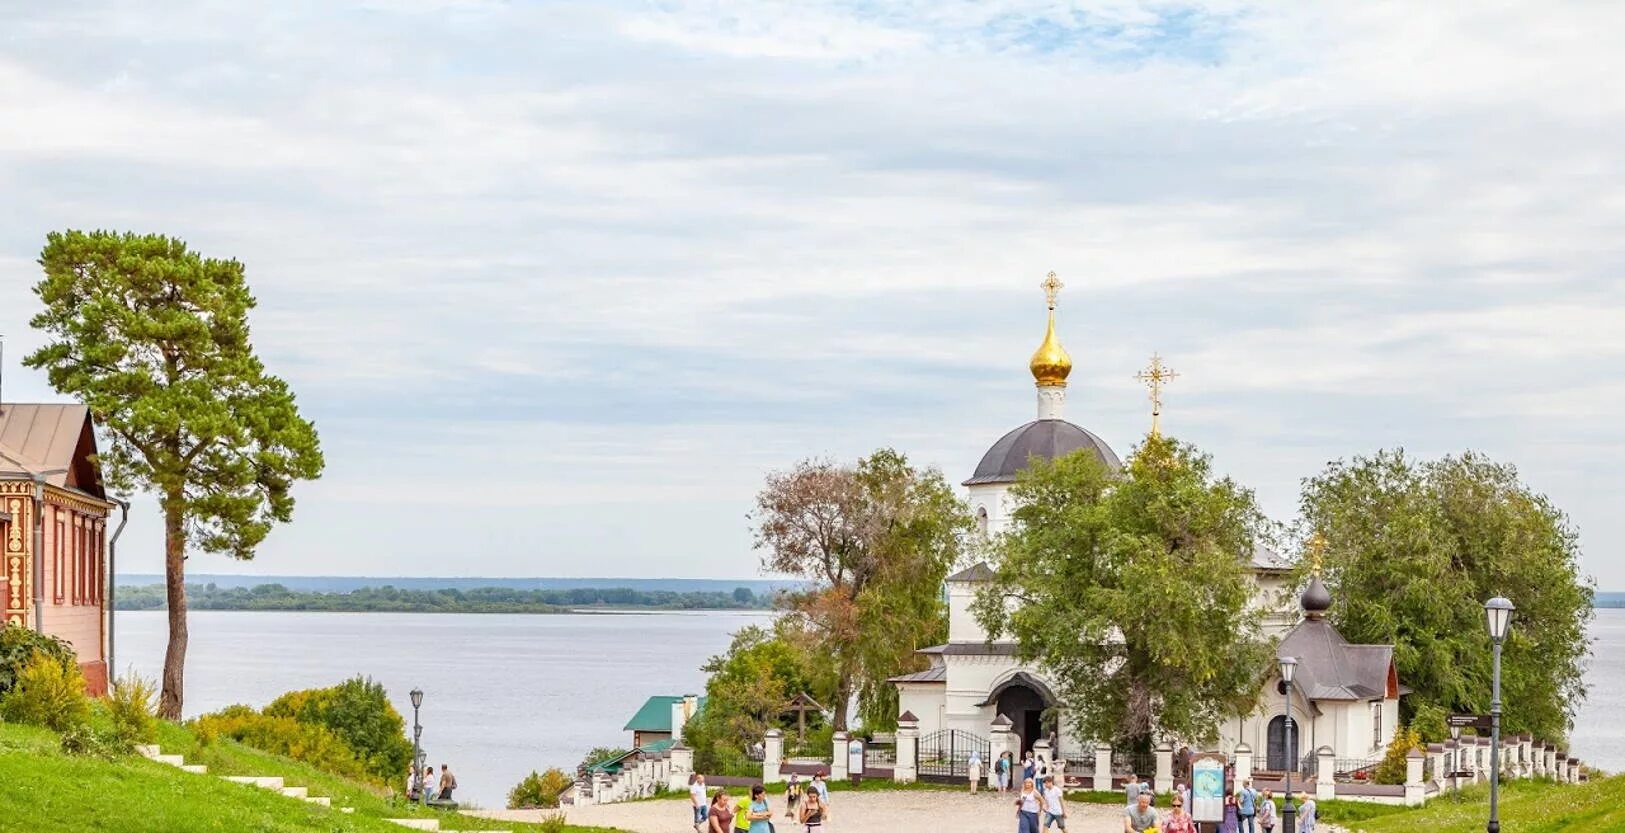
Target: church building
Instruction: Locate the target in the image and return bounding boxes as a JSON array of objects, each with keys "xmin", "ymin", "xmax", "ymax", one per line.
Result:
[
  {"xmin": 893, "ymin": 274, "xmax": 1400, "ymax": 771},
  {"xmin": 0, "ymin": 403, "xmax": 120, "ymax": 696}
]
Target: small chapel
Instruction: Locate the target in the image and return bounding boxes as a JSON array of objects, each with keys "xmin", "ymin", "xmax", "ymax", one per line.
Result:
[
  {"xmin": 891, "ymin": 274, "xmax": 1401, "ymax": 771},
  {"xmin": 0, "ymin": 402, "xmax": 119, "ymax": 696}
]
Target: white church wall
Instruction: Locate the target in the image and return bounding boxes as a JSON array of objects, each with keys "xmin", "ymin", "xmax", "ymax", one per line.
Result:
[
  {"xmin": 966, "ymin": 483, "xmax": 1015, "ymax": 538},
  {"xmin": 898, "ymin": 684, "xmax": 946, "ymax": 736}
]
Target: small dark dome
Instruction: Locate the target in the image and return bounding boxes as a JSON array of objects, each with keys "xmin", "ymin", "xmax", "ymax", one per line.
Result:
[
  {"xmin": 1301, "ymin": 574, "xmax": 1332, "ymax": 617},
  {"xmin": 963, "ymin": 419, "xmax": 1120, "ymax": 486}
]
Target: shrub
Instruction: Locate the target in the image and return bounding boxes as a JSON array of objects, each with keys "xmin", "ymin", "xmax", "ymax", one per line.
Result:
[
  {"xmin": 507, "ymin": 768, "xmax": 575, "ymax": 809},
  {"xmin": 106, "ymin": 672, "xmax": 159, "ymax": 747},
  {"xmin": 194, "ymin": 705, "xmax": 373, "ymax": 782},
  {"xmin": 264, "ymin": 676, "xmax": 412, "ymax": 782},
  {"xmin": 1374, "ymin": 726, "xmax": 1424, "ymax": 785},
  {"xmin": 536, "ymin": 812, "xmax": 569, "ymax": 833},
  {"xmin": 60, "ymin": 723, "xmax": 125, "ymax": 757},
  {"xmin": 0, "ymin": 651, "xmax": 90, "ymax": 732},
  {"xmin": 0, "ymin": 624, "xmax": 76, "ymax": 696}
]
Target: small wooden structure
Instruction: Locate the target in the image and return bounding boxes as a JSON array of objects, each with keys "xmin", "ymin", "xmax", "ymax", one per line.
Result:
[{"xmin": 783, "ymin": 692, "xmax": 826, "ymax": 743}]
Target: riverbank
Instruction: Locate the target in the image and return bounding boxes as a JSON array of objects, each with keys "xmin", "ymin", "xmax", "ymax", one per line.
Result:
[{"xmin": 114, "ymin": 582, "xmax": 774, "ymax": 614}]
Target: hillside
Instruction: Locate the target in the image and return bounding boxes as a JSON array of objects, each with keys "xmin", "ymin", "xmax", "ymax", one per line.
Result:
[
  {"xmin": 0, "ymin": 720, "xmax": 612, "ymax": 833},
  {"xmin": 1335, "ymin": 778, "xmax": 1625, "ymax": 833}
]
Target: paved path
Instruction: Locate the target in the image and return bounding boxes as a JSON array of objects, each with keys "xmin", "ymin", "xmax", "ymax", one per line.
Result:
[{"xmin": 477, "ymin": 791, "xmax": 1148, "ymax": 833}]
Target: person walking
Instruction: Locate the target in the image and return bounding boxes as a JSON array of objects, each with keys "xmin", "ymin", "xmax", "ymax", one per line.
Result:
[
  {"xmin": 969, "ymin": 750, "xmax": 984, "ymax": 794},
  {"xmin": 438, "ymin": 763, "xmax": 457, "ymax": 801},
  {"xmin": 1237, "ymin": 779, "xmax": 1258, "ymax": 833},
  {"xmin": 1015, "ymin": 777, "xmax": 1044, "ymax": 833},
  {"xmin": 1122, "ymin": 791, "xmax": 1158, "ymax": 833},
  {"xmin": 1297, "ymin": 793, "xmax": 1317, "ymax": 833},
  {"xmin": 690, "ymin": 774, "xmax": 709, "ymax": 827},
  {"xmin": 812, "ymin": 771, "xmax": 829, "ymax": 806},
  {"xmin": 1162, "ymin": 793, "xmax": 1196, "ymax": 833},
  {"xmin": 800, "ymin": 787, "xmax": 826, "ymax": 832},
  {"xmin": 1124, "ymin": 772, "xmax": 1141, "ymax": 807},
  {"xmin": 708, "ymin": 790, "xmax": 735, "ymax": 833},
  {"xmin": 1220, "ymin": 792, "xmax": 1239, "ymax": 833},
  {"xmin": 1022, "ymin": 751, "xmax": 1037, "ymax": 785},
  {"xmin": 1041, "ymin": 775, "xmax": 1066, "ymax": 830},
  {"xmin": 746, "ymin": 785, "xmax": 774, "ymax": 833},
  {"xmin": 997, "ymin": 752, "xmax": 1012, "ymax": 793},
  {"xmin": 1257, "ymin": 789, "xmax": 1277, "ymax": 833},
  {"xmin": 785, "ymin": 774, "xmax": 802, "ymax": 820}
]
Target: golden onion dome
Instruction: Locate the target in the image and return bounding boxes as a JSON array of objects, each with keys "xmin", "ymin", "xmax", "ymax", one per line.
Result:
[{"xmin": 1029, "ymin": 272, "xmax": 1072, "ymax": 387}]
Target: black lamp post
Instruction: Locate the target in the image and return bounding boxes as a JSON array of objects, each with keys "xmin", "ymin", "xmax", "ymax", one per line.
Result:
[
  {"xmin": 1485, "ymin": 597, "xmax": 1514, "ymax": 833},
  {"xmin": 1280, "ymin": 655, "xmax": 1299, "ymax": 833},
  {"xmin": 410, "ymin": 688, "xmax": 424, "ymax": 798}
]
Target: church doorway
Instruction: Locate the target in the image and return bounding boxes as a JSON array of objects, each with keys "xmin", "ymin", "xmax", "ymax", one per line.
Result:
[
  {"xmin": 1267, "ymin": 715, "xmax": 1299, "ymax": 771},
  {"xmin": 996, "ymin": 682, "xmax": 1047, "ymax": 756}
]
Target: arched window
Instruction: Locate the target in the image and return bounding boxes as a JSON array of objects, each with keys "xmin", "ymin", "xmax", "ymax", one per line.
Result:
[
  {"xmin": 1267, "ymin": 715, "xmax": 1299, "ymax": 772},
  {"xmin": 976, "ymin": 506, "xmax": 989, "ymax": 536}
]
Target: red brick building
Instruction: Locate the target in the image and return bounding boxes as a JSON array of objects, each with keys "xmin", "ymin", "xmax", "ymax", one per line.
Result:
[{"xmin": 0, "ymin": 403, "xmax": 119, "ymax": 696}]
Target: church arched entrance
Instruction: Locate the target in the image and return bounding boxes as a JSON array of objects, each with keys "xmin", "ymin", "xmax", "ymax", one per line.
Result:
[
  {"xmin": 1267, "ymin": 715, "xmax": 1299, "ymax": 772},
  {"xmin": 984, "ymin": 673, "xmax": 1055, "ymax": 756}
]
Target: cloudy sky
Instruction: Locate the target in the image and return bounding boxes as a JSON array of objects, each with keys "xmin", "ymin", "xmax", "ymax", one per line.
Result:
[{"xmin": 2, "ymin": 1, "xmax": 1621, "ymax": 586}]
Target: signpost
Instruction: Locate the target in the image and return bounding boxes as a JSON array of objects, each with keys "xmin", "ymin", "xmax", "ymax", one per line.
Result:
[
  {"xmin": 847, "ymin": 738, "xmax": 866, "ymax": 785},
  {"xmin": 1190, "ymin": 755, "xmax": 1226, "ymax": 825},
  {"xmin": 1448, "ymin": 714, "xmax": 1493, "ymax": 732}
]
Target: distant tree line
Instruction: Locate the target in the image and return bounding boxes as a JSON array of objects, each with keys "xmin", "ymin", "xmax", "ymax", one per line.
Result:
[{"xmin": 114, "ymin": 583, "xmax": 773, "ymax": 613}]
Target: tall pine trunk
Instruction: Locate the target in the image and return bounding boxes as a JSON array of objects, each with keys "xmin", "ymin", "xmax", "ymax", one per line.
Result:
[{"xmin": 158, "ymin": 495, "xmax": 188, "ymax": 720}]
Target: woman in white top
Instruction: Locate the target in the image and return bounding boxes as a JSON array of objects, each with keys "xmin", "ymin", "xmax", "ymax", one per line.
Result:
[{"xmin": 1015, "ymin": 777, "xmax": 1046, "ymax": 833}]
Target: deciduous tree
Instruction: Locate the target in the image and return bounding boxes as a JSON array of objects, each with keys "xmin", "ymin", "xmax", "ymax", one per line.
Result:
[
  {"xmin": 1297, "ymin": 450, "xmax": 1592, "ymax": 742},
  {"xmin": 752, "ymin": 448, "xmax": 970, "ymax": 730},
  {"xmin": 973, "ymin": 435, "xmax": 1274, "ymax": 749},
  {"xmin": 26, "ymin": 231, "xmax": 323, "ymax": 718}
]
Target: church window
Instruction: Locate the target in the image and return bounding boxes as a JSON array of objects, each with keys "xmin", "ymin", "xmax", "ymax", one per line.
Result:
[
  {"xmin": 976, "ymin": 506, "xmax": 989, "ymax": 536},
  {"xmin": 1371, "ymin": 701, "xmax": 1383, "ymax": 750}
]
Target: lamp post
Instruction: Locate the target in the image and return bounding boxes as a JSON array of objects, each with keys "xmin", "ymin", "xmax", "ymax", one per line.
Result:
[
  {"xmin": 1280, "ymin": 655, "xmax": 1298, "ymax": 833},
  {"xmin": 1485, "ymin": 597, "xmax": 1514, "ymax": 833},
  {"xmin": 410, "ymin": 688, "xmax": 424, "ymax": 799}
]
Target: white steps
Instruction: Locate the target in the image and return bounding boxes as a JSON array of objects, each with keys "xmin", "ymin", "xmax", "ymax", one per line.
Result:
[
  {"xmin": 155, "ymin": 754, "xmax": 187, "ymax": 766},
  {"xmin": 280, "ymin": 786, "xmax": 309, "ymax": 799},
  {"xmin": 304, "ymin": 796, "xmax": 331, "ymax": 807},
  {"xmin": 180, "ymin": 764, "xmax": 208, "ymax": 774},
  {"xmin": 139, "ymin": 744, "xmax": 378, "ymax": 820},
  {"xmin": 135, "ymin": 744, "xmax": 161, "ymax": 758},
  {"xmin": 384, "ymin": 820, "xmax": 441, "ymax": 831},
  {"xmin": 339, "ymin": 807, "xmax": 355, "ymax": 813},
  {"xmin": 223, "ymin": 775, "xmax": 286, "ymax": 790}
]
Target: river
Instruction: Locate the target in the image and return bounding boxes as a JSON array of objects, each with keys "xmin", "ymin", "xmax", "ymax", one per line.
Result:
[{"xmin": 117, "ymin": 607, "xmax": 1625, "ymax": 806}]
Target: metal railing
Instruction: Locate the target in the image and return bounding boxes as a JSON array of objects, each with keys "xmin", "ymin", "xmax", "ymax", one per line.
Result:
[
  {"xmin": 1112, "ymin": 751, "xmax": 1157, "ymax": 778},
  {"xmin": 1333, "ymin": 757, "xmax": 1382, "ymax": 783}
]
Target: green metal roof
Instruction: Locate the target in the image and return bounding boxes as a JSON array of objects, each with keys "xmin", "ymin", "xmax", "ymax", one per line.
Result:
[
  {"xmin": 586, "ymin": 738, "xmax": 679, "ymax": 774},
  {"xmin": 623, "ymin": 695, "xmax": 706, "ymax": 732}
]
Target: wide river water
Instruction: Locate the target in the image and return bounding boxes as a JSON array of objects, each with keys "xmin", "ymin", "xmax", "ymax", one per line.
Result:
[{"xmin": 119, "ymin": 608, "xmax": 1625, "ymax": 807}]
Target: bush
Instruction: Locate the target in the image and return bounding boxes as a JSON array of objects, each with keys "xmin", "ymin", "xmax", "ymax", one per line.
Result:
[
  {"xmin": 264, "ymin": 676, "xmax": 412, "ymax": 783},
  {"xmin": 1374, "ymin": 726, "xmax": 1424, "ymax": 785},
  {"xmin": 0, "ymin": 651, "xmax": 90, "ymax": 732},
  {"xmin": 60, "ymin": 723, "xmax": 125, "ymax": 757},
  {"xmin": 536, "ymin": 812, "xmax": 569, "ymax": 833},
  {"xmin": 507, "ymin": 768, "xmax": 575, "ymax": 809},
  {"xmin": 0, "ymin": 625, "xmax": 76, "ymax": 696},
  {"xmin": 106, "ymin": 672, "xmax": 159, "ymax": 747},
  {"xmin": 194, "ymin": 705, "xmax": 373, "ymax": 782}
]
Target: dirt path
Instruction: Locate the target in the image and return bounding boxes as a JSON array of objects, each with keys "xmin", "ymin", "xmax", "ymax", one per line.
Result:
[{"xmin": 477, "ymin": 791, "xmax": 1150, "ymax": 833}]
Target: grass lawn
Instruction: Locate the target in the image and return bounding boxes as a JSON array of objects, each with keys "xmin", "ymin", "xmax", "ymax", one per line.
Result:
[
  {"xmin": 1326, "ymin": 777, "xmax": 1625, "ymax": 833},
  {"xmin": 0, "ymin": 720, "xmax": 616, "ymax": 833}
]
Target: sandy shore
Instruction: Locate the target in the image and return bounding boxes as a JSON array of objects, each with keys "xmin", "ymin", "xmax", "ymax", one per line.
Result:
[{"xmin": 475, "ymin": 790, "xmax": 1170, "ymax": 833}]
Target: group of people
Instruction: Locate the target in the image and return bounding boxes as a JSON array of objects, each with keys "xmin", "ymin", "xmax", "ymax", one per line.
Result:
[
  {"xmin": 405, "ymin": 763, "xmax": 457, "ymax": 804},
  {"xmin": 984, "ymin": 749, "xmax": 1059, "ymax": 794},
  {"xmin": 1116, "ymin": 776, "xmax": 1319, "ymax": 833},
  {"xmin": 688, "ymin": 771, "xmax": 830, "ymax": 833}
]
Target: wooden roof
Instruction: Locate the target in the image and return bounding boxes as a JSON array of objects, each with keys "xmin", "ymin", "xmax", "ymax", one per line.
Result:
[{"xmin": 0, "ymin": 403, "xmax": 107, "ymax": 499}]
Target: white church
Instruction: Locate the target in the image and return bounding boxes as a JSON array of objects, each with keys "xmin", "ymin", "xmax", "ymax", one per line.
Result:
[{"xmin": 892, "ymin": 274, "xmax": 1402, "ymax": 774}]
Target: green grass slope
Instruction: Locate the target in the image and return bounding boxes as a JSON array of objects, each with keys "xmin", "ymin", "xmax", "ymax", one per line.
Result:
[
  {"xmin": 0, "ymin": 721, "xmax": 613, "ymax": 833},
  {"xmin": 1335, "ymin": 777, "xmax": 1625, "ymax": 833}
]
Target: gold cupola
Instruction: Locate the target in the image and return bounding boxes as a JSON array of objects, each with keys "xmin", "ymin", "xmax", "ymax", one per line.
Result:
[{"xmin": 1029, "ymin": 271, "xmax": 1073, "ymax": 388}]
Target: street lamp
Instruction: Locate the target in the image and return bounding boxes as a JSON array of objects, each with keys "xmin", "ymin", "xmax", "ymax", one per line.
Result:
[
  {"xmin": 1279, "ymin": 655, "xmax": 1299, "ymax": 833},
  {"xmin": 1485, "ymin": 597, "xmax": 1514, "ymax": 833},
  {"xmin": 410, "ymin": 688, "xmax": 424, "ymax": 800}
]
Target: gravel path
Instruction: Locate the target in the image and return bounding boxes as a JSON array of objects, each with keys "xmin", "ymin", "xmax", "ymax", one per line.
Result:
[{"xmin": 476, "ymin": 791, "xmax": 1151, "ymax": 833}]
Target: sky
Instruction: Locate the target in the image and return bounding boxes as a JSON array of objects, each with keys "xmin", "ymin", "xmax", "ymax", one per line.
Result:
[{"xmin": 1, "ymin": 1, "xmax": 1622, "ymax": 586}]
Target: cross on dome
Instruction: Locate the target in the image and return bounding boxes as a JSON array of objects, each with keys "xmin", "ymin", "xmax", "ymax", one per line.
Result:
[{"xmin": 1135, "ymin": 352, "xmax": 1179, "ymax": 436}]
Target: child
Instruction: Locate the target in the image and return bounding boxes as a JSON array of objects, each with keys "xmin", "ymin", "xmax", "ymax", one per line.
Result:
[{"xmin": 786, "ymin": 774, "xmax": 802, "ymax": 819}]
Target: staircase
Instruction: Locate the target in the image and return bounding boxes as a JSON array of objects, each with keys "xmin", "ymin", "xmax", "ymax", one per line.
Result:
[{"xmin": 133, "ymin": 745, "xmax": 505, "ymax": 832}]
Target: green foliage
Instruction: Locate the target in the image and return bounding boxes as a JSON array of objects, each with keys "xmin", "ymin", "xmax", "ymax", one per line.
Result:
[
  {"xmin": 193, "ymin": 704, "xmax": 373, "ymax": 783},
  {"xmin": 25, "ymin": 230, "xmax": 325, "ymax": 717},
  {"xmin": 0, "ymin": 624, "xmax": 77, "ymax": 696},
  {"xmin": 576, "ymin": 746, "xmax": 631, "ymax": 775},
  {"xmin": 113, "ymin": 582, "xmax": 773, "ymax": 612},
  {"xmin": 684, "ymin": 622, "xmax": 832, "ymax": 774},
  {"xmin": 264, "ymin": 676, "xmax": 413, "ymax": 783},
  {"xmin": 974, "ymin": 435, "xmax": 1275, "ymax": 748},
  {"xmin": 1298, "ymin": 450, "xmax": 1593, "ymax": 742},
  {"xmin": 507, "ymin": 768, "xmax": 575, "ymax": 808},
  {"xmin": 59, "ymin": 723, "xmax": 127, "ymax": 758},
  {"xmin": 1374, "ymin": 726, "xmax": 1423, "ymax": 784},
  {"xmin": 106, "ymin": 672, "xmax": 159, "ymax": 747},
  {"xmin": 536, "ymin": 811, "xmax": 570, "ymax": 833},
  {"xmin": 0, "ymin": 651, "xmax": 91, "ymax": 733},
  {"xmin": 753, "ymin": 448, "xmax": 971, "ymax": 729}
]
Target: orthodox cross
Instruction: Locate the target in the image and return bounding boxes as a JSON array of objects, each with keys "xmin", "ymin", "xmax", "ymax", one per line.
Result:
[
  {"xmin": 1134, "ymin": 352, "xmax": 1179, "ymax": 436},
  {"xmin": 1307, "ymin": 532, "xmax": 1328, "ymax": 575},
  {"xmin": 1040, "ymin": 271, "xmax": 1064, "ymax": 309}
]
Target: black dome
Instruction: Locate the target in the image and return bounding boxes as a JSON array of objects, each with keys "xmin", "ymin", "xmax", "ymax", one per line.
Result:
[
  {"xmin": 1301, "ymin": 574, "xmax": 1333, "ymax": 617},
  {"xmin": 964, "ymin": 419, "xmax": 1120, "ymax": 486}
]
